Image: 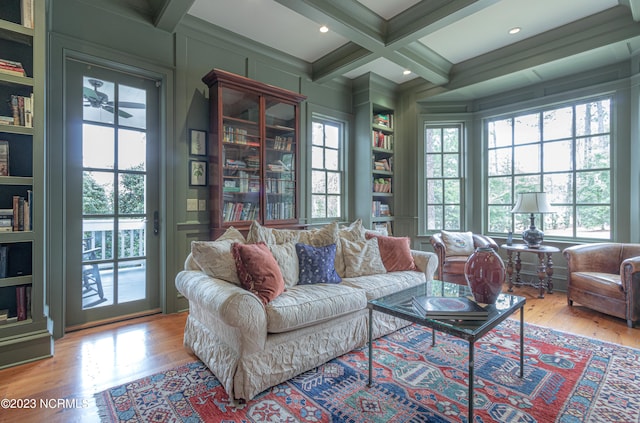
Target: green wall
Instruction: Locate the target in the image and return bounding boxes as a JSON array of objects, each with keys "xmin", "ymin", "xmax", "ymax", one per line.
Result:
[
  {"xmin": 46, "ymin": 0, "xmax": 353, "ymax": 337},
  {"xmin": 45, "ymin": 1, "xmax": 640, "ymax": 337}
]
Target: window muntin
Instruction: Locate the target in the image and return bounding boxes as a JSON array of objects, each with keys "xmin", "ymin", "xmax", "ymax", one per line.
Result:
[
  {"xmin": 311, "ymin": 118, "xmax": 343, "ymax": 220},
  {"xmin": 425, "ymin": 125, "xmax": 463, "ymax": 230},
  {"xmin": 486, "ymin": 98, "xmax": 612, "ymax": 240}
]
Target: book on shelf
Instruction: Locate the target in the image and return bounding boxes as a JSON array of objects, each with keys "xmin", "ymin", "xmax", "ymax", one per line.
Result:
[
  {"xmin": 9, "ymin": 94, "xmax": 34, "ymax": 127},
  {"xmin": 273, "ymin": 135, "xmax": 293, "ymax": 151},
  {"xmin": 21, "ymin": 0, "xmax": 34, "ymax": 29},
  {"xmin": 0, "ymin": 209, "xmax": 12, "ymax": 232},
  {"xmin": 373, "ymin": 158, "xmax": 391, "ymax": 171},
  {"xmin": 16, "ymin": 285, "xmax": 27, "ymax": 321},
  {"xmin": 411, "ymin": 296, "xmax": 489, "ymax": 320},
  {"xmin": 372, "ymin": 201, "xmax": 391, "ymax": 217},
  {"xmin": 373, "ymin": 113, "xmax": 393, "ymax": 128},
  {"xmin": 0, "ymin": 59, "xmax": 27, "ymax": 77},
  {"xmin": 12, "ymin": 192, "xmax": 32, "ymax": 231},
  {"xmin": 0, "ymin": 116, "xmax": 15, "ymax": 126},
  {"xmin": 372, "ymin": 130, "xmax": 393, "ymax": 149},
  {"xmin": 0, "ymin": 245, "xmax": 7, "ymax": 278},
  {"xmin": 0, "ymin": 140, "xmax": 8, "ymax": 176},
  {"xmin": 0, "ymin": 308, "xmax": 8, "ymax": 325}
]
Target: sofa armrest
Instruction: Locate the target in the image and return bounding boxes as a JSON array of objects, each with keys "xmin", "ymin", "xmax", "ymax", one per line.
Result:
[
  {"xmin": 175, "ymin": 270, "xmax": 267, "ymax": 353},
  {"xmin": 411, "ymin": 249, "xmax": 438, "ymax": 281}
]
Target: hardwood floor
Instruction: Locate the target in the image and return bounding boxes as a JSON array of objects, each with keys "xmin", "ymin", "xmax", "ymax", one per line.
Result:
[{"xmin": 1, "ymin": 290, "xmax": 638, "ymax": 423}]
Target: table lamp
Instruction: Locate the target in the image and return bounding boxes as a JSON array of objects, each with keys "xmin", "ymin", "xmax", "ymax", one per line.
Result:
[{"xmin": 510, "ymin": 192, "xmax": 554, "ymax": 248}]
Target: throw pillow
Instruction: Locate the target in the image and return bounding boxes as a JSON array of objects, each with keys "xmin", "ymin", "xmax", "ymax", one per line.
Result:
[
  {"xmin": 340, "ymin": 237, "xmax": 386, "ymax": 278},
  {"xmin": 335, "ymin": 219, "xmax": 367, "ymax": 277},
  {"xmin": 365, "ymin": 233, "xmax": 417, "ymax": 272},
  {"xmin": 269, "ymin": 242, "xmax": 299, "ymax": 288},
  {"xmin": 441, "ymin": 230, "xmax": 475, "ymax": 257},
  {"xmin": 190, "ymin": 226, "xmax": 246, "ymax": 285},
  {"xmin": 297, "ymin": 221, "xmax": 339, "ymax": 247},
  {"xmin": 231, "ymin": 242, "xmax": 285, "ymax": 305},
  {"xmin": 296, "ymin": 243, "xmax": 342, "ymax": 285},
  {"xmin": 247, "ymin": 220, "xmax": 339, "ymax": 247}
]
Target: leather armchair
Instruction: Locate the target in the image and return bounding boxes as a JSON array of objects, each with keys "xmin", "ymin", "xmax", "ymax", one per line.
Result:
[
  {"xmin": 563, "ymin": 243, "xmax": 640, "ymax": 328},
  {"xmin": 429, "ymin": 232, "xmax": 499, "ymax": 286}
]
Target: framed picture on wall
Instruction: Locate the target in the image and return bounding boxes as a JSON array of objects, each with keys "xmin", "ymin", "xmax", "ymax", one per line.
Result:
[
  {"xmin": 190, "ymin": 129, "xmax": 207, "ymax": 156},
  {"xmin": 190, "ymin": 160, "xmax": 207, "ymax": 186}
]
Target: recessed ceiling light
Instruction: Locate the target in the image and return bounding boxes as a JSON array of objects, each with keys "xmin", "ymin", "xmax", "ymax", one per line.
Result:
[
  {"xmin": 508, "ymin": 27, "xmax": 521, "ymax": 35},
  {"xmin": 403, "ymin": 70, "xmax": 411, "ymax": 75},
  {"xmin": 319, "ymin": 25, "xmax": 329, "ymax": 33}
]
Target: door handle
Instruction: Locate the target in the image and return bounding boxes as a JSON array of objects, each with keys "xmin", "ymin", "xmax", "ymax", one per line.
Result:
[{"xmin": 153, "ymin": 211, "xmax": 159, "ymax": 235}]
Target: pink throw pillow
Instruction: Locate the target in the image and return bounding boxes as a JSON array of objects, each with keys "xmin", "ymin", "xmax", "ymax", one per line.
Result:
[
  {"xmin": 365, "ymin": 233, "xmax": 417, "ymax": 272},
  {"xmin": 231, "ymin": 242, "xmax": 285, "ymax": 304}
]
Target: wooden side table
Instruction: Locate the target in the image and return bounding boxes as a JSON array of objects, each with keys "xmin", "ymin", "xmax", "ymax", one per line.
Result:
[{"xmin": 500, "ymin": 244, "xmax": 560, "ymax": 298}]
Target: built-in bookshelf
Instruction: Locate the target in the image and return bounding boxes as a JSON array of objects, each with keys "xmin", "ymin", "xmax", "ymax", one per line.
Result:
[
  {"xmin": 0, "ymin": 0, "xmax": 50, "ymax": 369},
  {"xmin": 371, "ymin": 108, "xmax": 394, "ymax": 234},
  {"xmin": 353, "ymin": 74, "xmax": 397, "ymax": 235},
  {"xmin": 202, "ymin": 69, "xmax": 306, "ymax": 238}
]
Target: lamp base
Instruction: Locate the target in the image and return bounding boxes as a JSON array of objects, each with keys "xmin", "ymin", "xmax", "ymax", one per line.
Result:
[{"xmin": 522, "ymin": 226, "xmax": 544, "ymax": 248}]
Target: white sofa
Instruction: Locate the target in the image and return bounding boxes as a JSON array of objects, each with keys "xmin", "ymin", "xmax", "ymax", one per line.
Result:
[{"xmin": 175, "ymin": 221, "xmax": 438, "ymax": 401}]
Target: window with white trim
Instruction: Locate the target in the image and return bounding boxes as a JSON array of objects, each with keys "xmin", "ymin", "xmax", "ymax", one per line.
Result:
[{"xmin": 486, "ymin": 97, "xmax": 612, "ymax": 240}]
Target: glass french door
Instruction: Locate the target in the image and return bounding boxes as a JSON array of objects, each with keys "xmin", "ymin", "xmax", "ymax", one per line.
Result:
[{"xmin": 65, "ymin": 58, "xmax": 160, "ymax": 327}]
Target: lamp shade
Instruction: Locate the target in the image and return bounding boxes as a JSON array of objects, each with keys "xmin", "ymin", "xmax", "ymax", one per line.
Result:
[{"xmin": 510, "ymin": 192, "xmax": 554, "ymax": 214}]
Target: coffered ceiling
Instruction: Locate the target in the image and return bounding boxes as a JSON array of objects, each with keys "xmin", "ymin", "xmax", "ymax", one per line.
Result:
[{"xmin": 145, "ymin": 0, "xmax": 640, "ymax": 99}]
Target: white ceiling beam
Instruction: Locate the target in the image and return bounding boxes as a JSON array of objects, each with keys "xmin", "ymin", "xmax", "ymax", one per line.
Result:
[
  {"xmin": 447, "ymin": 6, "xmax": 640, "ymax": 90},
  {"xmin": 274, "ymin": 0, "xmax": 450, "ymax": 84},
  {"xmin": 386, "ymin": 0, "xmax": 500, "ymax": 47}
]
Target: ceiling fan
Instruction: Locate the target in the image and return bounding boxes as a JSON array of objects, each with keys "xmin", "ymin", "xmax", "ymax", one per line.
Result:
[{"xmin": 83, "ymin": 78, "xmax": 145, "ymax": 118}]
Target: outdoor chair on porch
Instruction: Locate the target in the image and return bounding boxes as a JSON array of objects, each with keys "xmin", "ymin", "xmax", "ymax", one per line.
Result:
[{"xmin": 82, "ymin": 239, "xmax": 105, "ymax": 302}]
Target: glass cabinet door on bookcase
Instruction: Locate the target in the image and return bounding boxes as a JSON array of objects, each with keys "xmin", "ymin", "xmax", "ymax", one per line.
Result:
[
  {"xmin": 203, "ymin": 69, "xmax": 306, "ymax": 238},
  {"xmin": 220, "ymin": 87, "xmax": 261, "ymax": 224},
  {"xmin": 264, "ymin": 99, "xmax": 296, "ymax": 223}
]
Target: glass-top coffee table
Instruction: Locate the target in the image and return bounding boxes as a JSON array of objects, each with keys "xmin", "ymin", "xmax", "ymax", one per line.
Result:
[{"xmin": 367, "ymin": 280, "xmax": 526, "ymax": 422}]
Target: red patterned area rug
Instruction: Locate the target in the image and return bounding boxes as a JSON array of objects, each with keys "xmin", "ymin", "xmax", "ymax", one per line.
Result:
[{"xmin": 95, "ymin": 319, "xmax": 640, "ymax": 422}]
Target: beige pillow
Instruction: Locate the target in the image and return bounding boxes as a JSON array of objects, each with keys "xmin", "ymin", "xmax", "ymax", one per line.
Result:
[
  {"xmin": 340, "ymin": 237, "xmax": 386, "ymax": 278},
  {"xmin": 190, "ymin": 227, "xmax": 246, "ymax": 285},
  {"xmin": 441, "ymin": 230, "xmax": 475, "ymax": 257},
  {"xmin": 335, "ymin": 219, "xmax": 367, "ymax": 277},
  {"xmin": 269, "ymin": 242, "xmax": 298, "ymax": 288},
  {"xmin": 297, "ymin": 221, "xmax": 339, "ymax": 246},
  {"xmin": 248, "ymin": 220, "xmax": 339, "ymax": 247}
]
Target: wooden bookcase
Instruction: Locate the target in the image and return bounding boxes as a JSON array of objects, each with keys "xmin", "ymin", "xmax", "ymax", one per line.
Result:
[
  {"xmin": 0, "ymin": 0, "xmax": 51, "ymax": 368},
  {"xmin": 202, "ymin": 69, "xmax": 306, "ymax": 238}
]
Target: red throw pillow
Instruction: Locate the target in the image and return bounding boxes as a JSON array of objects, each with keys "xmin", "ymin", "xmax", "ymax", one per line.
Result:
[
  {"xmin": 365, "ymin": 233, "xmax": 417, "ymax": 272},
  {"xmin": 231, "ymin": 242, "xmax": 285, "ymax": 304}
]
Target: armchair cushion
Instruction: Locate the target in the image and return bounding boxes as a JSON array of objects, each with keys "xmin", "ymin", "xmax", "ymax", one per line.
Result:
[{"xmin": 440, "ymin": 230, "xmax": 475, "ymax": 257}]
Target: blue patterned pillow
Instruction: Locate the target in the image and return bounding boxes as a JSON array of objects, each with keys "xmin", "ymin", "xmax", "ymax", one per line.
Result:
[{"xmin": 295, "ymin": 243, "xmax": 342, "ymax": 285}]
